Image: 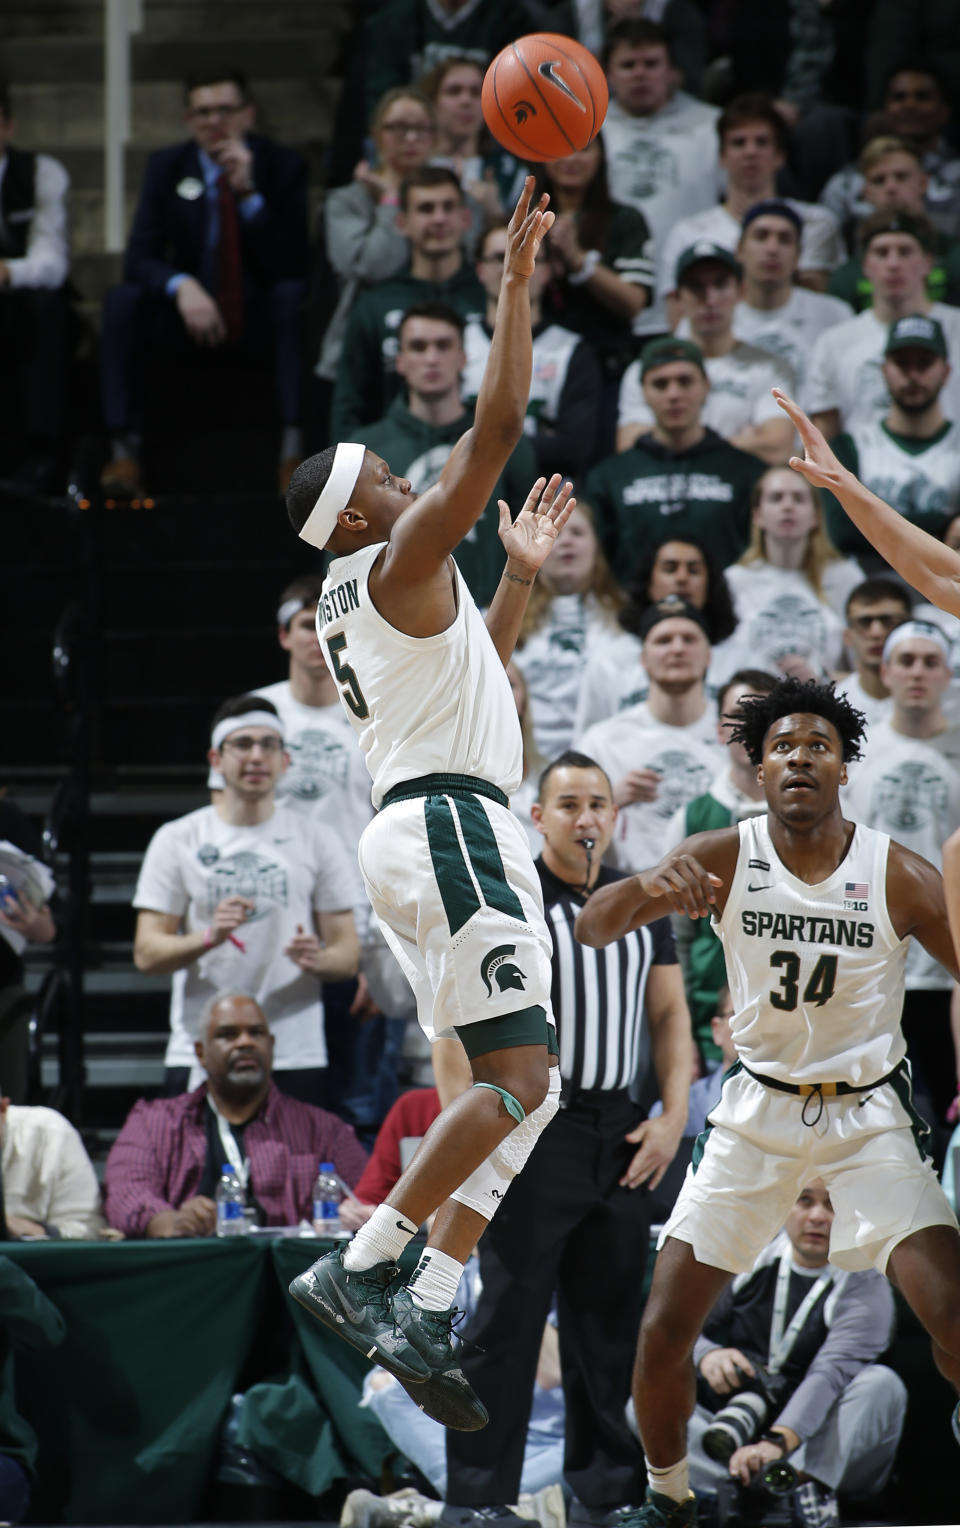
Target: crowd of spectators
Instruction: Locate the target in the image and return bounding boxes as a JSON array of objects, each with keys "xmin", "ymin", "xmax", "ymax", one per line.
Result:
[{"xmin": 6, "ymin": 2, "xmax": 960, "ymax": 1523}]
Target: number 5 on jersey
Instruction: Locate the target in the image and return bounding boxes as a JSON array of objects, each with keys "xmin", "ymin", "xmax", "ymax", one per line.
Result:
[{"xmin": 326, "ymin": 634, "xmax": 369, "ymax": 719}]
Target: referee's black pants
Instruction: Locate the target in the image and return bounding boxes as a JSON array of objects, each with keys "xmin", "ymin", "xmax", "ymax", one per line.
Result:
[{"xmin": 445, "ymin": 1090, "xmax": 652, "ymax": 1510}]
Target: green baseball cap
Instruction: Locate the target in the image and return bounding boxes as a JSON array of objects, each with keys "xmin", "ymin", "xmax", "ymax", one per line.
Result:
[
  {"xmin": 640, "ymin": 336, "xmax": 707, "ymax": 379},
  {"xmin": 675, "ymin": 240, "xmax": 742, "ymax": 286},
  {"xmin": 885, "ymin": 314, "xmax": 948, "ymax": 359}
]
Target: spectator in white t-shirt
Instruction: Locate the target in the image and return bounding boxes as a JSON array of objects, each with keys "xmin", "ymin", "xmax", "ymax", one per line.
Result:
[
  {"xmin": 575, "ymin": 533, "xmax": 738, "ymax": 735},
  {"xmin": 133, "ymin": 693, "xmax": 359, "ymax": 1104},
  {"xmin": 834, "ymin": 577, "xmax": 911, "ymax": 734},
  {"xmin": 718, "ymin": 467, "xmax": 864, "ymax": 688},
  {"xmin": 511, "ymin": 501, "xmax": 634, "ymax": 762},
  {"xmin": 733, "ymin": 201, "xmax": 854, "ymax": 398},
  {"xmin": 617, "ymin": 241, "xmax": 795, "ymax": 464},
  {"xmin": 819, "ymin": 313, "xmax": 960, "ymax": 567},
  {"xmin": 842, "ymin": 619, "xmax": 960, "ymax": 1159},
  {"xmin": 600, "ymin": 19, "xmax": 719, "ymax": 250},
  {"xmin": 806, "ymin": 209, "xmax": 960, "ymax": 438},
  {"xmin": 577, "ymin": 597, "xmax": 723, "ymax": 872},
  {"xmin": 657, "ymin": 94, "xmax": 843, "ymax": 310},
  {"xmin": 216, "ymin": 575, "xmax": 413, "ymax": 1130}
]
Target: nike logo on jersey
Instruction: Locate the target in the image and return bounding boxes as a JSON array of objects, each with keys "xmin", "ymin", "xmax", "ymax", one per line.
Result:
[
  {"xmin": 748, "ymin": 882, "xmax": 773, "ymax": 892},
  {"xmin": 537, "ymin": 59, "xmax": 587, "ymax": 110}
]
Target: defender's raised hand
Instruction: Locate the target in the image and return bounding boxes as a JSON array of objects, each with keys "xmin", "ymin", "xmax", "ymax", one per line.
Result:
[
  {"xmin": 497, "ymin": 473, "xmax": 576, "ymax": 574},
  {"xmin": 772, "ymin": 387, "xmax": 845, "ymax": 492},
  {"xmin": 504, "ymin": 176, "xmax": 555, "ymax": 279}
]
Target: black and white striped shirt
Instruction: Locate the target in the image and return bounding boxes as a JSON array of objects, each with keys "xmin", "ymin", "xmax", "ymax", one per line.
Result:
[{"xmin": 537, "ymin": 860, "xmax": 677, "ymax": 1093}]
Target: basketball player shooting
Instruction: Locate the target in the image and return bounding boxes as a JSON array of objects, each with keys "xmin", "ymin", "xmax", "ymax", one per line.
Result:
[
  {"xmin": 773, "ymin": 386, "xmax": 960, "ymax": 618},
  {"xmin": 283, "ymin": 179, "xmax": 575, "ymax": 1434},
  {"xmin": 576, "ymin": 676, "xmax": 960, "ymax": 1528}
]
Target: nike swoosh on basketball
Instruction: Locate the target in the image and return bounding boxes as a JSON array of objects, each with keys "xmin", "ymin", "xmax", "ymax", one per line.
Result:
[
  {"xmin": 537, "ymin": 59, "xmax": 586, "ymax": 109},
  {"xmin": 748, "ymin": 882, "xmax": 773, "ymax": 892}
]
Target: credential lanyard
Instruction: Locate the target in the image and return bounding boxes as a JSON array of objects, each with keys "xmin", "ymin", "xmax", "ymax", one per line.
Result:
[
  {"xmin": 768, "ymin": 1250, "xmax": 833, "ymax": 1373},
  {"xmin": 207, "ymin": 1097, "xmax": 250, "ymax": 1191}
]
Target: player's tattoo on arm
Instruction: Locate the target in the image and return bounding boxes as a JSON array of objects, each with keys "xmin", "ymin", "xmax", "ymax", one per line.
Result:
[{"xmin": 504, "ymin": 570, "xmax": 533, "ymax": 586}]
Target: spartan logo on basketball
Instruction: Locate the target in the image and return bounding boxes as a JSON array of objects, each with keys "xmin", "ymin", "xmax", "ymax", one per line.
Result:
[{"xmin": 481, "ymin": 944, "xmax": 527, "ymax": 998}]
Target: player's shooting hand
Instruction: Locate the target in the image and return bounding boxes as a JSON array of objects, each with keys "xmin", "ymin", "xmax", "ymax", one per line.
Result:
[
  {"xmin": 504, "ymin": 176, "xmax": 555, "ymax": 279},
  {"xmin": 636, "ymin": 848, "xmax": 723, "ymax": 920},
  {"xmin": 772, "ymin": 388, "xmax": 844, "ymax": 491},
  {"xmin": 497, "ymin": 473, "xmax": 576, "ymax": 574},
  {"xmin": 699, "ymin": 1346, "xmax": 755, "ymax": 1395},
  {"xmin": 284, "ymin": 923, "xmax": 324, "ymax": 972},
  {"xmin": 621, "ymin": 1112, "xmax": 685, "ymax": 1190},
  {"xmin": 614, "ymin": 768, "xmax": 662, "ymax": 806}
]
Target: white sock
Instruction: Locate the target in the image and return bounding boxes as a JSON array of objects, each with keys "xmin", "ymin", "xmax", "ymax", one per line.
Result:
[
  {"xmin": 404, "ymin": 1247, "xmax": 464, "ymax": 1312},
  {"xmin": 646, "ymin": 1459, "xmax": 690, "ymax": 1505},
  {"xmin": 342, "ymin": 1203, "xmax": 418, "ymax": 1270}
]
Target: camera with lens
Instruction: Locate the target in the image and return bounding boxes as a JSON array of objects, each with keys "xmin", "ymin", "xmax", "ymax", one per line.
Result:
[
  {"xmin": 701, "ymin": 1362, "xmax": 793, "ymax": 1463},
  {"xmin": 713, "ymin": 1460, "xmax": 799, "ymax": 1528}
]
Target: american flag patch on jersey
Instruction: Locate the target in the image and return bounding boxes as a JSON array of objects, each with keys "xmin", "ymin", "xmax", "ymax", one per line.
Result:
[{"xmin": 845, "ymin": 882, "xmax": 868, "ymax": 899}]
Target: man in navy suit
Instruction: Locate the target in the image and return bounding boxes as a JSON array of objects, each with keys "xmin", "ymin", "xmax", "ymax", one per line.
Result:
[{"xmin": 99, "ymin": 69, "xmax": 308, "ymax": 497}]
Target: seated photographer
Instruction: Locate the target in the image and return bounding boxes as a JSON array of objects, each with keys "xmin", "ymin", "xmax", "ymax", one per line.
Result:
[{"xmin": 688, "ymin": 1180, "xmax": 906, "ymax": 1526}]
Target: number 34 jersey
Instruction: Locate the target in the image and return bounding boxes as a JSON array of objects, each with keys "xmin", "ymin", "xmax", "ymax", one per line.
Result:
[
  {"xmin": 316, "ymin": 542, "xmax": 523, "ymax": 809},
  {"xmin": 714, "ymin": 815, "xmax": 908, "ymax": 1088}
]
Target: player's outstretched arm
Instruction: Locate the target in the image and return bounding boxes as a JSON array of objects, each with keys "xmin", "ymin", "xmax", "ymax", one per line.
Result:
[
  {"xmin": 485, "ymin": 473, "xmax": 575, "ymax": 666},
  {"xmin": 383, "ymin": 178, "xmax": 554, "ymax": 584},
  {"xmin": 941, "ymin": 829, "xmax": 960, "ymax": 981},
  {"xmin": 888, "ymin": 840, "xmax": 960, "ymax": 982},
  {"xmin": 774, "ymin": 387, "xmax": 960, "ymax": 617},
  {"xmin": 574, "ymin": 830, "xmax": 737, "ymax": 947}
]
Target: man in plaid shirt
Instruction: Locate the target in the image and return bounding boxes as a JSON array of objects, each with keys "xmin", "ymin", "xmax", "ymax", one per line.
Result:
[{"xmin": 103, "ymin": 992, "xmax": 367, "ymax": 1237}]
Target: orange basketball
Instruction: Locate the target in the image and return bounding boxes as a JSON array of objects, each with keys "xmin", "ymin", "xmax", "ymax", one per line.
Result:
[{"xmin": 481, "ymin": 33, "xmax": 609, "ymax": 163}]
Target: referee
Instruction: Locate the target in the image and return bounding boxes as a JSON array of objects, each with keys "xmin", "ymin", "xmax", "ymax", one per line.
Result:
[{"xmin": 443, "ymin": 751, "xmax": 693, "ymax": 1528}]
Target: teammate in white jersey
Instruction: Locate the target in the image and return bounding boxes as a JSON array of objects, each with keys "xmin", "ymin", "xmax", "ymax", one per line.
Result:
[
  {"xmin": 576, "ymin": 676, "xmax": 960, "ymax": 1528},
  {"xmin": 282, "ymin": 181, "xmax": 577, "ymax": 1434}
]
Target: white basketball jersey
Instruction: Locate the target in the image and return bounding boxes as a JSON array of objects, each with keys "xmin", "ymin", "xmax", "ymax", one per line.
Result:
[
  {"xmin": 715, "ymin": 816, "xmax": 908, "ymax": 1086},
  {"xmin": 316, "ymin": 543, "xmax": 523, "ymax": 809}
]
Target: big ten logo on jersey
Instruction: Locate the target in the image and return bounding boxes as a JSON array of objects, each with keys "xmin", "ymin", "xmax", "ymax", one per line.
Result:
[
  {"xmin": 843, "ymin": 879, "xmax": 869, "ymax": 912},
  {"xmin": 201, "ymin": 851, "xmax": 289, "ymax": 921}
]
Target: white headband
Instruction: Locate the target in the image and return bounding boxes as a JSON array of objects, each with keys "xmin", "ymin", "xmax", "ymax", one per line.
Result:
[
  {"xmin": 298, "ymin": 442, "xmax": 365, "ymax": 550},
  {"xmin": 211, "ymin": 711, "xmax": 284, "ymax": 752},
  {"xmin": 882, "ymin": 619, "xmax": 952, "ymax": 665},
  {"xmin": 277, "ymin": 597, "xmax": 306, "ymax": 628}
]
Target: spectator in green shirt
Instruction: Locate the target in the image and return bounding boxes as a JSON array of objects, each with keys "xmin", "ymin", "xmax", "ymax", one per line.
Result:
[
  {"xmin": 329, "ymin": 166, "xmax": 485, "ymax": 440},
  {"xmin": 363, "ymin": 300, "xmax": 538, "ymax": 606},
  {"xmin": 586, "ymin": 337, "xmax": 766, "ymax": 582},
  {"xmin": 828, "ymin": 137, "xmax": 960, "ymax": 312}
]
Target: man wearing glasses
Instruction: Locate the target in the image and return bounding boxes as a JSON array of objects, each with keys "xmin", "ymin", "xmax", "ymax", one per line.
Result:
[
  {"xmin": 133, "ymin": 694, "xmax": 359, "ymax": 1104},
  {"xmin": 834, "ymin": 579, "xmax": 911, "ymax": 734},
  {"xmin": 99, "ymin": 68, "xmax": 308, "ymax": 499}
]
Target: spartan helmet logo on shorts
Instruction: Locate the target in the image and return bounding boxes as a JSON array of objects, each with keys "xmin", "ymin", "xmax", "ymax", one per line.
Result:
[{"xmin": 481, "ymin": 944, "xmax": 527, "ymax": 998}]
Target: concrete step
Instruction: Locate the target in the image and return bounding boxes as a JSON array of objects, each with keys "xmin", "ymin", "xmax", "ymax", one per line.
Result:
[
  {"xmin": 1, "ymin": 0, "xmax": 349, "ymax": 39},
  {"xmin": 12, "ymin": 76, "xmax": 340, "ymax": 151},
  {"xmin": 0, "ymin": 29, "xmax": 343, "ymax": 85},
  {"xmin": 1, "ymin": 0, "xmax": 104, "ymax": 37},
  {"xmin": 142, "ymin": 0, "xmax": 348, "ymax": 34}
]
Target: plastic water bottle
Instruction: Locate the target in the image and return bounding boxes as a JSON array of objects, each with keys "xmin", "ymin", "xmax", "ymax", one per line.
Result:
[
  {"xmin": 215, "ymin": 1164, "xmax": 247, "ymax": 1237},
  {"xmin": 313, "ymin": 1161, "xmax": 343, "ymax": 1236}
]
